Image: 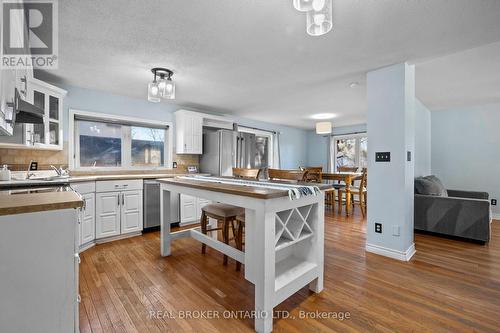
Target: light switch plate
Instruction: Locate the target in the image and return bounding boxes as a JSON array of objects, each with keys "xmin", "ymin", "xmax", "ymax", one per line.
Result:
[{"xmin": 375, "ymin": 152, "xmax": 391, "ymax": 162}]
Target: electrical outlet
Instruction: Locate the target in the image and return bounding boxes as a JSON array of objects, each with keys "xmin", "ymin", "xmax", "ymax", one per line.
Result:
[
  {"xmin": 492, "ymin": 199, "xmax": 497, "ymax": 206},
  {"xmin": 392, "ymin": 225, "xmax": 400, "ymax": 236},
  {"xmin": 375, "ymin": 223, "xmax": 382, "ymax": 233}
]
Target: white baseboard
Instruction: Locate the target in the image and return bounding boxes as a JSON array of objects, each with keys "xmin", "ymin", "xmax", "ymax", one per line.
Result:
[
  {"xmin": 366, "ymin": 243, "xmax": 416, "ymax": 262},
  {"xmin": 492, "ymin": 213, "xmax": 500, "ymax": 221}
]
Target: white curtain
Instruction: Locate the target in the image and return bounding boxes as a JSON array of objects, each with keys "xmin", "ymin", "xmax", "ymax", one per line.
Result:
[
  {"xmin": 272, "ymin": 132, "xmax": 281, "ymax": 168},
  {"xmin": 327, "ymin": 135, "xmax": 335, "ymax": 172}
]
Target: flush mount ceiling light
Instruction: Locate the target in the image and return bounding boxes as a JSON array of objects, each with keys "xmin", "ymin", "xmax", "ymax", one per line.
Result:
[
  {"xmin": 293, "ymin": 0, "xmax": 313, "ymax": 11},
  {"xmin": 148, "ymin": 68, "xmax": 175, "ymax": 102},
  {"xmin": 316, "ymin": 121, "xmax": 332, "ymax": 135},
  {"xmin": 293, "ymin": 0, "xmax": 333, "ymax": 36},
  {"xmin": 310, "ymin": 113, "xmax": 336, "ymax": 120}
]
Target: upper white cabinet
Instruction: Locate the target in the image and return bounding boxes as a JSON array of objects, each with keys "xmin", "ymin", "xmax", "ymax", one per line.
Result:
[
  {"xmin": 24, "ymin": 78, "xmax": 66, "ymax": 150},
  {"xmin": 175, "ymin": 110, "xmax": 203, "ymax": 154},
  {"xmin": 0, "ymin": 75, "xmax": 66, "ymax": 150}
]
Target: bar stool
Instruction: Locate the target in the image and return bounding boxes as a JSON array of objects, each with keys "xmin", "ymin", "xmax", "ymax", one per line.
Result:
[
  {"xmin": 200, "ymin": 203, "xmax": 244, "ymax": 266},
  {"xmin": 234, "ymin": 214, "xmax": 245, "ymax": 271}
]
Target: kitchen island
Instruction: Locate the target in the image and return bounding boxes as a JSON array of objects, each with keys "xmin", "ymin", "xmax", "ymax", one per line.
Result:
[
  {"xmin": 0, "ymin": 191, "xmax": 83, "ymax": 333},
  {"xmin": 159, "ymin": 176, "xmax": 327, "ymax": 333}
]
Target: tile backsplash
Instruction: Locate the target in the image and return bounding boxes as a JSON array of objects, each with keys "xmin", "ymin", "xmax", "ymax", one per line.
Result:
[{"xmin": 0, "ymin": 142, "xmax": 200, "ymax": 172}]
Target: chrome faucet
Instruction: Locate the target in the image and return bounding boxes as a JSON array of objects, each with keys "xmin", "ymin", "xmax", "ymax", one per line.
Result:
[
  {"xmin": 26, "ymin": 161, "xmax": 35, "ymax": 179},
  {"xmin": 51, "ymin": 165, "xmax": 62, "ymax": 176}
]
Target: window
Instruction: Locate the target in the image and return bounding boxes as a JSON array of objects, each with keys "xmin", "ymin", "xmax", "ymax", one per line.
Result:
[
  {"xmin": 71, "ymin": 110, "xmax": 171, "ymax": 169},
  {"xmin": 330, "ymin": 134, "xmax": 368, "ymax": 171},
  {"xmin": 78, "ymin": 120, "xmax": 122, "ymax": 167},
  {"xmin": 131, "ymin": 126, "xmax": 165, "ymax": 167}
]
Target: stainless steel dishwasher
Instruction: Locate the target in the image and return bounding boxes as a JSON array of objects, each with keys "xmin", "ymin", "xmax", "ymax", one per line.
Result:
[{"xmin": 143, "ymin": 180, "xmax": 179, "ymax": 230}]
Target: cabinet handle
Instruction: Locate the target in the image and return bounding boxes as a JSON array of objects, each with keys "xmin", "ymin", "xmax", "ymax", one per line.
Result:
[
  {"xmin": 118, "ymin": 194, "xmax": 120, "ymax": 206},
  {"xmin": 122, "ymin": 193, "xmax": 125, "ymax": 205}
]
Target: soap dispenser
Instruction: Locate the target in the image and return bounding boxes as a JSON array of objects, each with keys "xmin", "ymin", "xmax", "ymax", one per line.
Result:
[{"xmin": 0, "ymin": 165, "xmax": 11, "ymax": 181}]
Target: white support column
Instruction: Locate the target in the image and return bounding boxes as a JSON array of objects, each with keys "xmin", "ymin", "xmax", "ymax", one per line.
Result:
[
  {"xmin": 160, "ymin": 185, "xmax": 172, "ymax": 256},
  {"xmin": 366, "ymin": 63, "xmax": 416, "ymax": 261},
  {"xmin": 250, "ymin": 208, "xmax": 275, "ymax": 333},
  {"xmin": 309, "ymin": 199, "xmax": 324, "ymax": 293}
]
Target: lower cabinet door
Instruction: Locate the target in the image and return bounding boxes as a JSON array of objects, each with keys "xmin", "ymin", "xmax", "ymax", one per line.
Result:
[
  {"xmin": 197, "ymin": 198, "xmax": 212, "ymax": 219},
  {"xmin": 96, "ymin": 191, "xmax": 121, "ymax": 239},
  {"xmin": 180, "ymin": 194, "xmax": 197, "ymax": 224},
  {"xmin": 121, "ymin": 190, "xmax": 143, "ymax": 234},
  {"xmin": 80, "ymin": 192, "xmax": 95, "ymax": 245}
]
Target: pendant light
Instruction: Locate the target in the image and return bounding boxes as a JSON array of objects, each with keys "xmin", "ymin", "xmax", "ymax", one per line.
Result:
[
  {"xmin": 316, "ymin": 121, "xmax": 332, "ymax": 135},
  {"xmin": 148, "ymin": 68, "xmax": 175, "ymax": 102},
  {"xmin": 306, "ymin": 0, "xmax": 333, "ymax": 36},
  {"xmin": 293, "ymin": 0, "xmax": 313, "ymax": 11}
]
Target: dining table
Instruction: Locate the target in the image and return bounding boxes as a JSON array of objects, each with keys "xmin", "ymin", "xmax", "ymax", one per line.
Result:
[{"xmin": 321, "ymin": 172, "xmax": 363, "ymax": 216}]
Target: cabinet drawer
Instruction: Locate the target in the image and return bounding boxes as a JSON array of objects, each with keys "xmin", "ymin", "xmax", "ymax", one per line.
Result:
[
  {"xmin": 70, "ymin": 181, "xmax": 96, "ymax": 194},
  {"xmin": 96, "ymin": 179, "xmax": 143, "ymax": 193}
]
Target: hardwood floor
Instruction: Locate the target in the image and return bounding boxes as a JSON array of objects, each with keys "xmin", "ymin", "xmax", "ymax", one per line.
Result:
[{"xmin": 79, "ymin": 208, "xmax": 500, "ymax": 332}]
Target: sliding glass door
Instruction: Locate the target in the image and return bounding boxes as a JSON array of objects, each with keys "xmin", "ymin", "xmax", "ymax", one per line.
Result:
[{"xmin": 330, "ymin": 134, "xmax": 368, "ymax": 171}]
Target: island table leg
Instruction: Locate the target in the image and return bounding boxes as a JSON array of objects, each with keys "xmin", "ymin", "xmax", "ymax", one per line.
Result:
[
  {"xmin": 160, "ymin": 187, "xmax": 172, "ymax": 257},
  {"xmin": 251, "ymin": 209, "xmax": 275, "ymax": 333}
]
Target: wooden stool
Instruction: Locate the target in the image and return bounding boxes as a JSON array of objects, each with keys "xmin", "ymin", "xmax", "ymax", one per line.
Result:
[
  {"xmin": 234, "ymin": 214, "xmax": 245, "ymax": 271},
  {"xmin": 200, "ymin": 203, "xmax": 244, "ymax": 267}
]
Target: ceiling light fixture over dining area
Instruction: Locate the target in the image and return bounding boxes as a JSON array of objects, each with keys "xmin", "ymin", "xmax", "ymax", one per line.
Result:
[{"xmin": 293, "ymin": 0, "xmax": 333, "ymax": 36}]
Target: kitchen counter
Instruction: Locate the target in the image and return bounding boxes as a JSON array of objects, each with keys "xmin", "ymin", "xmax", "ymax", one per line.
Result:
[
  {"xmin": 0, "ymin": 173, "xmax": 209, "ymax": 188},
  {"xmin": 0, "ymin": 191, "xmax": 83, "ymax": 216},
  {"xmin": 158, "ymin": 177, "xmax": 332, "ymax": 199}
]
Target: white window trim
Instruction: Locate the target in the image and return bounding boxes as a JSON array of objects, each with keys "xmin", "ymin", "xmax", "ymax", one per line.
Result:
[
  {"xmin": 237, "ymin": 125, "xmax": 275, "ymax": 168},
  {"xmin": 68, "ymin": 108, "xmax": 173, "ymax": 170},
  {"xmin": 331, "ymin": 132, "xmax": 367, "ymax": 172}
]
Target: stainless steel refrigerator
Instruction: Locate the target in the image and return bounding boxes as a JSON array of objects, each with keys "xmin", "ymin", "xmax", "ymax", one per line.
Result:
[{"xmin": 199, "ymin": 128, "xmax": 270, "ymax": 177}]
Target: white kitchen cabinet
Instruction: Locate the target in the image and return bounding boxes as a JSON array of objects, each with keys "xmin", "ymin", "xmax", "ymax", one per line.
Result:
[
  {"xmin": 197, "ymin": 197, "xmax": 212, "ymax": 219},
  {"xmin": 71, "ymin": 181, "xmax": 96, "ymax": 250},
  {"xmin": 23, "ymin": 78, "xmax": 66, "ymax": 149},
  {"xmin": 95, "ymin": 180, "xmax": 143, "ymax": 239},
  {"xmin": 120, "ymin": 190, "xmax": 143, "ymax": 234},
  {"xmin": 175, "ymin": 110, "xmax": 203, "ymax": 154},
  {"xmin": 80, "ymin": 192, "xmax": 96, "ymax": 246},
  {"xmin": 96, "ymin": 191, "xmax": 121, "ymax": 239},
  {"xmin": 180, "ymin": 194, "xmax": 197, "ymax": 224},
  {"xmin": 180, "ymin": 194, "xmax": 212, "ymax": 225}
]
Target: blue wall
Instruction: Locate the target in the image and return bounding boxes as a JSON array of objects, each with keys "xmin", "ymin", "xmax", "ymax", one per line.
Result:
[
  {"xmin": 414, "ymin": 99, "xmax": 431, "ymax": 177},
  {"xmin": 431, "ymin": 103, "xmax": 500, "ymax": 217},
  {"xmin": 60, "ymin": 85, "xmax": 308, "ymax": 169},
  {"xmin": 305, "ymin": 124, "xmax": 367, "ymax": 171}
]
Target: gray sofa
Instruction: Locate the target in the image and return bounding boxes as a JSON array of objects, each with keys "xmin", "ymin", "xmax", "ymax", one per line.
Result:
[{"xmin": 414, "ymin": 175, "xmax": 491, "ymax": 243}]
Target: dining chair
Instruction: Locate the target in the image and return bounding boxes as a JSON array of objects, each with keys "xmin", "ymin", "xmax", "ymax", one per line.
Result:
[
  {"xmin": 300, "ymin": 167, "xmax": 336, "ymax": 209},
  {"xmin": 300, "ymin": 166, "xmax": 323, "ymax": 183},
  {"xmin": 268, "ymin": 169, "xmax": 307, "ymax": 182},
  {"xmin": 232, "ymin": 167, "xmax": 261, "ymax": 180},
  {"xmin": 337, "ymin": 168, "xmax": 367, "ymax": 217}
]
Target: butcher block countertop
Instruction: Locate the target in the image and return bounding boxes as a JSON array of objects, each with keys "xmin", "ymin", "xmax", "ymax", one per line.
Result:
[
  {"xmin": 0, "ymin": 191, "xmax": 83, "ymax": 216},
  {"xmin": 158, "ymin": 177, "xmax": 331, "ymax": 199}
]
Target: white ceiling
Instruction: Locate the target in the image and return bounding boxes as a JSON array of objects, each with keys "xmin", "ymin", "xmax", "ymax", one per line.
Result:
[{"xmin": 37, "ymin": 0, "xmax": 500, "ymax": 129}]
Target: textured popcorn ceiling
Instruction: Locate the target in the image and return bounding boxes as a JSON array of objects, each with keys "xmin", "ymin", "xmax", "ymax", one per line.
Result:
[{"xmin": 37, "ymin": 0, "xmax": 500, "ymax": 129}]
